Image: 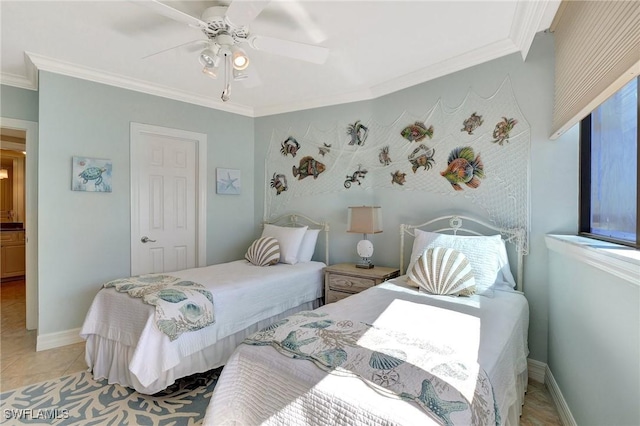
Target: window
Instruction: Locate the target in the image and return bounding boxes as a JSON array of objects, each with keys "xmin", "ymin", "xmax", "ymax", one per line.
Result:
[{"xmin": 580, "ymin": 77, "xmax": 639, "ymax": 248}]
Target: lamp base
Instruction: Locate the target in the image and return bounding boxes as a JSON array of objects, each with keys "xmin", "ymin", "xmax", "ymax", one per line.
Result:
[{"xmin": 356, "ymin": 259, "xmax": 374, "ymax": 269}]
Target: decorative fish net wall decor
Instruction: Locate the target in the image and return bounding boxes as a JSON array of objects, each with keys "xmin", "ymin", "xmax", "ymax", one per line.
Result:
[{"xmin": 265, "ymin": 77, "xmax": 530, "ymax": 253}]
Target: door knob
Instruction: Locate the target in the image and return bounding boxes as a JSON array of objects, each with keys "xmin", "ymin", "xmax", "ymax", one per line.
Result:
[{"xmin": 141, "ymin": 236, "xmax": 157, "ymax": 243}]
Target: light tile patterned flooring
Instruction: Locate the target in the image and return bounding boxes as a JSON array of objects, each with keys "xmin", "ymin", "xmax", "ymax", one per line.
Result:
[{"xmin": 1, "ymin": 279, "xmax": 563, "ymax": 424}]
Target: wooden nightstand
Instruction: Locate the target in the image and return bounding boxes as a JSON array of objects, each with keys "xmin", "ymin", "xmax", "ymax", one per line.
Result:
[{"xmin": 324, "ymin": 263, "xmax": 400, "ymax": 304}]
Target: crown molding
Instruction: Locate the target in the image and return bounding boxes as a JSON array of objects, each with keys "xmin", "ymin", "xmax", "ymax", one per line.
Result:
[
  {"xmin": 253, "ymin": 86, "xmax": 375, "ymax": 117},
  {"xmin": 25, "ymin": 52, "xmax": 255, "ymax": 117},
  {"xmin": 1, "ymin": 52, "xmax": 39, "ymax": 90},
  {"xmin": 0, "ymin": 72, "xmax": 37, "ymax": 91},
  {"xmin": 255, "ymin": 37, "xmax": 521, "ymax": 117},
  {"xmin": 370, "ymin": 38, "xmax": 519, "ymax": 101},
  {"xmin": 9, "ymin": 6, "xmax": 546, "ymax": 120},
  {"xmin": 510, "ymin": 0, "xmax": 556, "ymax": 60}
]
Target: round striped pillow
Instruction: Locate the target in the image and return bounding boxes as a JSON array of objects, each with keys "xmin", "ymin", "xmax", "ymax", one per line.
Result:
[
  {"xmin": 245, "ymin": 237, "xmax": 280, "ymax": 266},
  {"xmin": 408, "ymin": 246, "xmax": 476, "ymax": 296}
]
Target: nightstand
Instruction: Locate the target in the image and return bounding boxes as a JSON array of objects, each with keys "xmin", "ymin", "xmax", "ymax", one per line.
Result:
[{"xmin": 324, "ymin": 263, "xmax": 400, "ymax": 304}]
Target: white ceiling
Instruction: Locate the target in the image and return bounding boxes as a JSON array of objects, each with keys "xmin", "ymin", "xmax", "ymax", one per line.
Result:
[{"xmin": 1, "ymin": 1, "xmax": 560, "ymax": 117}]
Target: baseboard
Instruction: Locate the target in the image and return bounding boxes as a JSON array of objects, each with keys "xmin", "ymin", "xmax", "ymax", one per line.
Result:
[
  {"xmin": 527, "ymin": 358, "xmax": 546, "ymax": 383},
  {"xmin": 545, "ymin": 366, "xmax": 578, "ymax": 426},
  {"xmin": 36, "ymin": 328, "xmax": 83, "ymax": 351}
]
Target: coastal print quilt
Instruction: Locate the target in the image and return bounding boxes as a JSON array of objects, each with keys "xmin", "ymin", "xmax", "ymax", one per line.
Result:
[
  {"xmin": 244, "ymin": 311, "xmax": 500, "ymax": 426},
  {"xmin": 104, "ymin": 274, "xmax": 214, "ymax": 341}
]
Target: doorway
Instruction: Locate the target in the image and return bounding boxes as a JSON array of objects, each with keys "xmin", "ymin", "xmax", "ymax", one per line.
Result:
[
  {"xmin": 130, "ymin": 123, "xmax": 208, "ymax": 276},
  {"xmin": 0, "ymin": 118, "xmax": 38, "ymax": 332}
]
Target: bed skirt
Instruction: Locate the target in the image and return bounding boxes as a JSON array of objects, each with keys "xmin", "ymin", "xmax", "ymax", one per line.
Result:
[
  {"xmin": 85, "ymin": 299, "xmax": 321, "ymax": 394},
  {"xmin": 505, "ymin": 368, "xmax": 528, "ymax": 425}
]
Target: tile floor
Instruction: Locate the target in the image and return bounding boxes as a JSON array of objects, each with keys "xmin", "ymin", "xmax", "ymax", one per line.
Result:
[
  {"xmin": 0, "ymin": 279, "xmax": 563, "ymax": 424},
  {"xmin": 0, "ymin": 279, "xmax": 86, "ymax": 392}
]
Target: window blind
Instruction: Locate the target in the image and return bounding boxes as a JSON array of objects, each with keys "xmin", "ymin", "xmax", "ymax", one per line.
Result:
[{"xmin": 551, "ymin": 1, "xmax": 640, "ymax": 140}]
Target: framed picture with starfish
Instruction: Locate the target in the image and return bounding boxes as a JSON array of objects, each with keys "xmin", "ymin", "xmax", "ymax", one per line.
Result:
[{"xmin": 216, "ymin": 168, "xmax": 241, "ymax": 195}]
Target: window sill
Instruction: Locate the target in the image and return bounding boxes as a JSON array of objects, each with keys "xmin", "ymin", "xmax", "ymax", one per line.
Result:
[{"xmin": 545, "ymin": 235, "xmax": 640, "ymax": 287}]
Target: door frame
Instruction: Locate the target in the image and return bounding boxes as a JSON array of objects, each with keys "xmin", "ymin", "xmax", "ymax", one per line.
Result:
[
  {"xmin": 130, "ymin": 123, "xmax": 207, "ymax": 274},
  {"xmin": 1, "ymin": 117, "xmax": 38, "ymax": 330}
]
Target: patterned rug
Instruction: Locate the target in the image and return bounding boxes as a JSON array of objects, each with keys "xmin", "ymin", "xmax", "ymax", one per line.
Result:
[{"xmin": 0, "ymin": 367, "xmax": 221, "ymax": 425}]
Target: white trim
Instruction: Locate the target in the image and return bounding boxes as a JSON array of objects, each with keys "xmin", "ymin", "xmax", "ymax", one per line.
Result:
[
  {"xmin": 0, "ymin": 117, "xmax": 38, "ymax": 331},
  {"xmin": 36, "ymin": 328, "xmax": 83, "ymax": 352},
  {"xmin": 509, "ymin": 0, "xmax": 553, "ymax": 60},
  {"xmin": 545, "ymin": 235, "xmax": 640, "ymax": 286},
  {"xmin": 252, "ymin": 38, "xmax": 520, "ymax": 117},
  {"xmin": 545, "ymin": 365, "xmax": 578, "ymax": 426},
  {"xmin": 527, "ymin": 358, "xmax": 546, "ymax": 383},
  {"xmin": 197, "ymin": 136, "xmax": 207, "ymax": 268},
  {"xmin": 26, "ymin": 52, "xmax": 254, "ymax": 117},
  {"xmin": 14, "ymin": 2, "xmax": 547, "ymax": 120},
  {"xmin": 0, "ymin": 72, "xmax": 38, "ymax": 91}
]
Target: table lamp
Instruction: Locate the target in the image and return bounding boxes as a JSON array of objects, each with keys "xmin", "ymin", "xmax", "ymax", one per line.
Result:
[{"xmin": 347, "ymin": 206, "xmax": 383, "ymax": 269}]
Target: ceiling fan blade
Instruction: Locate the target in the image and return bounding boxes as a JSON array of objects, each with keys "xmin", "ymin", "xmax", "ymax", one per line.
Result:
[
  {"xmin": 130, "ymin": 0, "xmax": 207, "ymax": 30},
  {"xmin": 142, "ymin": 39, "xmax": 209, "ymax": 59},
  {"xmin": 249, "ymin": 35, "xmax": 329, "ymax": 64},
  {"xmin": 225, "ymin": 0, "xmax": 271, "ymax": 27}
]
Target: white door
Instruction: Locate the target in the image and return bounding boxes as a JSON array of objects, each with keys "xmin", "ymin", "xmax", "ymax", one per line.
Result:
[{"xmin": 130, "ymin": 123, "xmax": 207, "ymax": 276}]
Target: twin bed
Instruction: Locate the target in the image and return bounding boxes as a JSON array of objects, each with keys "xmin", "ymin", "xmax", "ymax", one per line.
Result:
[
  {"xmin": 80, "ymin": 214, "xmax": 329, "ymax": 394},
  {"xmin": 81, "ymin": 213, "xmax": 529, "ymax": 425}
]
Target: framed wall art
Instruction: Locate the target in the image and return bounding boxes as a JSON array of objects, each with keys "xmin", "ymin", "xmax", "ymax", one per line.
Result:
[
  {"xmin": 216, "ymin": 168, "xmax": 241, "ymax": 195},
  {"xmin": 72, "ymin": 156, "xmax": 112, "ymax": 192}
]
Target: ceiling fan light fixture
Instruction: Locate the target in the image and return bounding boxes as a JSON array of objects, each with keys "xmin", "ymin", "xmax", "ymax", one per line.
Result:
[
  {"xmin": 233, "ymin": 68, "xmax": 249, "ymax": 81},
  {"xmin": 231, "ymin": 47, "xmax": 250, "ymax": 70},
  {"xmin": 199, "ymin": 45, "xmax": 220, "ymax": 68},
  {"xmin": 202, "ymin": 64, "xmax": 219, "ymax": 79}
]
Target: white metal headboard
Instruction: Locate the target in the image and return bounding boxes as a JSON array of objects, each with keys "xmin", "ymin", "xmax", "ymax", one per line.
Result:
[
  {"xmin": 264, "ymin": 213, "xmax": 330, "ymax": 265},
  {"xmin": 400, "ymin": 215, "xmax": 526, "ymax": 291}
]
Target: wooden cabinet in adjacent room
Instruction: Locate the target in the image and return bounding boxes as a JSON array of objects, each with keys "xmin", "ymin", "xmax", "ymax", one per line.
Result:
[{"xmin": 1, "ymin": 230, "xmax": 25, "ymax": 279}]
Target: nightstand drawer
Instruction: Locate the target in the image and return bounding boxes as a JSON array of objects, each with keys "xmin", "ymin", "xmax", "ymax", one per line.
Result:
[
  {"xmin": 323, "ymin": 264, "xmax": 400, "ymax": 305},
  {"xmin": 328, "ymin": 274, "xmax": 375, "ymax": 293},
  {"xmin": 326, "ymin": 290, "xmax": 352, "ymax": 304}
]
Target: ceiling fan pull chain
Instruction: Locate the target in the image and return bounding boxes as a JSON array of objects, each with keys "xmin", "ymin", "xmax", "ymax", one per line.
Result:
[{"xmin": 221, "ymin": 53, "xmax": 231, "ymax": 102}]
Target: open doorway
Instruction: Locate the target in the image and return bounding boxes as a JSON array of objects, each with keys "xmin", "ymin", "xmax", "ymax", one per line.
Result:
[{"xmin": 0, "ymin": 118, "xmax": 38, "ymax": 336}]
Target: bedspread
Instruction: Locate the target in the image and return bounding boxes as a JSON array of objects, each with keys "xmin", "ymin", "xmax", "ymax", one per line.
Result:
[
  {"xmin": 81, "ymin": 260, "xmax": 325, "ymax": 389},
  {"xmin": 104, "ymin": 274, "xmax": 215, "ymax": 341},
  {"xmin": 204, "ymin": 279, "xmax": 529, "ymax": 425},
  {"xmin": 244, "ymin": 311, "xmax": 499, "ymax": 425}
]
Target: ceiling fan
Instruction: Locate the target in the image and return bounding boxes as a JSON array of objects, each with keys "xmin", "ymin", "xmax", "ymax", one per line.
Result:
[{"xmin": 133, "ymin": 0, "xmax": 330, "ymax": 102}]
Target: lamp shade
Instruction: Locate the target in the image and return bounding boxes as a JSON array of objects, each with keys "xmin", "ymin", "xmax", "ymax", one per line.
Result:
[
  {"xmin": 347, "ymin": 206, "xmax": 383, "ymax": 234},
  {"xmin": 0, "ymin": 169, "xmax": 8, "ymax": 179}
]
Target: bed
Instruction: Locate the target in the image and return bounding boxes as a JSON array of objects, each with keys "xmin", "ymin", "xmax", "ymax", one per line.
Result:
[
  {"xmin": 80, "ymin": 213, "xmax": 329, "ymax": 395},
  {"xmin": 204, "ymin": 215, "xmax": 530, "ymax": 426}
]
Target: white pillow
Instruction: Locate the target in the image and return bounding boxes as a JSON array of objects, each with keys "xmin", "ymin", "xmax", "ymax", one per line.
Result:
[
  {"xmin": 297, "ymin": 228, "xmax": 321, "ymax": 262},
  {"xmin": 407, "ymin": 229, "xmax": 515, "ymax": 294},
  {"xmin": 261, "ymin": 224, "xmax": 308, "ymax": 265},
  {"xmin": 408, "ymin": 247, "xmax": 476, "ymax": 296},
  {"xmin": 245, "ymin": 237, "xmax": 280, "ymax": 266}
]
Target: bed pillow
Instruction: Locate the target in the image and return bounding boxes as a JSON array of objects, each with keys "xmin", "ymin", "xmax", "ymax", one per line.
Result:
[
  {"xmin": 297, "ymin": 228, "xmax": 321, "ymax": 263},
  {"xmin": 408, "ymin": 247, "xmax": 476, "ymax": 296},
  {"xmin": 407, "ymin": 229, "xmax": 516, "ymax": 294},
  {"xmin": 261, "ymin": 224, "xmax": 308, "ymax": 264},
  {"xmin": 245, "ymin": 237, "xmax": 280, "ymax": 266}
]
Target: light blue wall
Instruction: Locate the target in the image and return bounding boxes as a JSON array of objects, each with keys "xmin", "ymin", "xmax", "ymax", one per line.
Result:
[
  {"xmin": 0, "ymin": 84, "xmax": 38, "ymax": 122},
  {"xmin": 37, "ymin": 72, "xmax": 254, "ymax": 334},
  {"xmin": 548, "ymin": 252, "xmax": 639, "ymax": 425},
  {"xmin": 255, "ymin": 32, "xmax": 579, "ymax": 362}
]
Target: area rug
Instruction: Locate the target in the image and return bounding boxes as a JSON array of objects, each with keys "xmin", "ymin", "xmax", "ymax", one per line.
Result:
[{"xmin": 0, "ymin": 367, "xmax": 222, "ymax": 425}]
